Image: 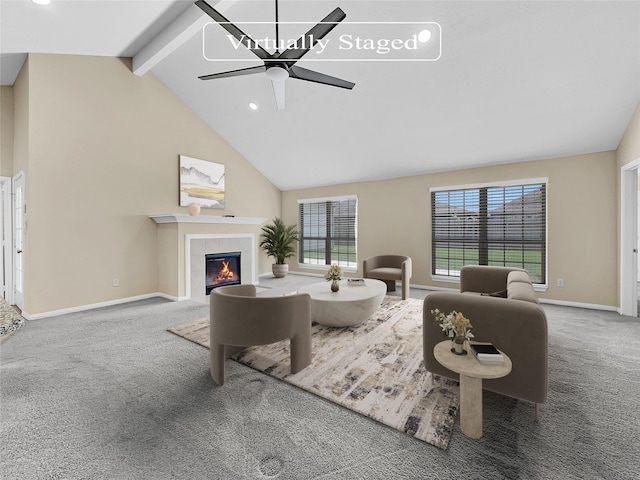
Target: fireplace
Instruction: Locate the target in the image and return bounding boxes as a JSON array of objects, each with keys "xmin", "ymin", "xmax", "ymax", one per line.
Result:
[{"xmin": 205, "ymin": 252, "xmax": 241, "ymax": 294}]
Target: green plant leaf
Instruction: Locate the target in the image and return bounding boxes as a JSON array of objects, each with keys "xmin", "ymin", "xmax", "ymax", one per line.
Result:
[{"xmin": 259, "ymin": 217, "xmax": 300, "ymax": 264}]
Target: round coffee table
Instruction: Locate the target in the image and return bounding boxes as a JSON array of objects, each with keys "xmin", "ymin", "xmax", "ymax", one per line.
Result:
[
  {"xmin": 433, "ymin": 340, "xmax": 512, "ymax": 439},
  {"xmin": 298, "ymin": 279, "xmax": 387, "ymax": 327}
]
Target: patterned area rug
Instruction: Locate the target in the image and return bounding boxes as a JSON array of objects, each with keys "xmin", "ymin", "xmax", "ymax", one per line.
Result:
[
  {"xmin": 168, "ymin": 296, "xmax": 460, "ymax": 449},
  {"xmin": 0, "ymin": 297, "xmax": 25, "ymax": 337}
]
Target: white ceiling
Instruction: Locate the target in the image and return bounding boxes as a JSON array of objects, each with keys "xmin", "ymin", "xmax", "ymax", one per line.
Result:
[{"xmin": 1, "ymin": 0, "xmax": 639, "ymax": 190}]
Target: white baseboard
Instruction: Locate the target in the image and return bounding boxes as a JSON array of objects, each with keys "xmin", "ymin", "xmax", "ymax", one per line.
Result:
[
  {"xmin": 406, "ymin": 283, "xmax": 618, "ymax": 312},
  {"xmin": 538, "ymin": 298, "xmax": 617, "ymax": 312},
  {"xmin": 22, "ymin": 293, "xmax": 186, "ymax": 320},
  {"xmin": 21, "ymin": 283, "xmax": 619, "ymax": 320}
]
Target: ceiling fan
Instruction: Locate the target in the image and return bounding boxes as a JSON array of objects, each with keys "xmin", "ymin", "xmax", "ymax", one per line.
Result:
[{"xmin": 195, "ymin": 0, "xmax": 355, "ymax": 109}]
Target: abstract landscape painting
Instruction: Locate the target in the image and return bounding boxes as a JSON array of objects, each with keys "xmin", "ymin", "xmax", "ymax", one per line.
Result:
[{"xmin": 179, "ymin": 155, "xmax": 225, "ymax": 209}]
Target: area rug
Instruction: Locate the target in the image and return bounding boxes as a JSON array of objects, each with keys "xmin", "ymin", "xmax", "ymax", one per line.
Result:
[
  {"xmin": 168, "ymin": 296, "xmax": 460, "ymax": 449},
  {"xmin": 0, "ymin": 297, "xmax": 25, "ymax": 338}
]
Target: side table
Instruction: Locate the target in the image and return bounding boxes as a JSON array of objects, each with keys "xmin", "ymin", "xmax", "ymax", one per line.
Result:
[{"xmin": 433, "ymin": 340, "xmax": 512, "ymax": 439}]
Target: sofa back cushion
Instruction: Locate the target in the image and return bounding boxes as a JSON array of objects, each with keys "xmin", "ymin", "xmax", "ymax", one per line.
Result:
[
  {"xmin": 460, "ymin": 266, "xmax": 517, "ymax": 297},
  {"xmin": 506, "ymin": 270, "xmax": 539, "ymax": 304}
]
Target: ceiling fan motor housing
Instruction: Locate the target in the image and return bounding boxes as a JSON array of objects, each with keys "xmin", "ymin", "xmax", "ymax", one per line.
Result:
[{"xmin": 266, "ymin": 65, "xmax": 290, "ymax": 81}]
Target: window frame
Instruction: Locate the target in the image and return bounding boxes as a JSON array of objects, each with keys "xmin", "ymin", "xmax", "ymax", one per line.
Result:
[
  {"xmin": 297, "ymin": 195, "xmax": 358, "ymax": 272},
  {"xmin": 430, "ymin": 178, "xmax": 548, "ymax": 289}
]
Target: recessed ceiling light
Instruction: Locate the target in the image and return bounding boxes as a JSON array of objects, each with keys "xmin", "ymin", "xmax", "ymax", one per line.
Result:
[
  {"xmin": 249, "ymin": 102, "xmax": 258, "ymax": 111},
  {"xmin": 418, "ymin": 29, "xmax": 432, "ymax": 43},
  {"xmin": 32, "ymin": 0, "xmax": 51, "ymax": 5}
]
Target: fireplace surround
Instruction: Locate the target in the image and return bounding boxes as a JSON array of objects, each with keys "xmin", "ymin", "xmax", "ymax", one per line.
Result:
[
  {"xmin": 186, "ymin": 234, "xmax": 256, "ymax": 304},
  {"xmin": 149, "ymin": 215, "xmax": 266, "ymax": 304}
]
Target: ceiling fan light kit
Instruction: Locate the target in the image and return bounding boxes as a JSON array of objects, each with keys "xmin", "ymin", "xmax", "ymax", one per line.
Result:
[{"xmin": 195, "ymin": 0, "xmax": 355, "ymax": 110}]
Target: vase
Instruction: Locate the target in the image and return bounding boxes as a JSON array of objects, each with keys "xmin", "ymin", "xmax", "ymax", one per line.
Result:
[
  {"xmin": 452, "ymin": 336, "xmax": 466, "ymax": 355},
  {"xmin": 331, "ymin": 279, "xmax": 340, "ymax": 292},
  {"xmin": 187, "ymin": 203, "xmax": 201, "ymax": 216}
]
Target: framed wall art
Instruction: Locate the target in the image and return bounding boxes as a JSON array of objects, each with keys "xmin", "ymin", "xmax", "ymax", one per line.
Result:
[{"xmin": 179, "ymin": 155, "xmax": 225, "ymax": 209}]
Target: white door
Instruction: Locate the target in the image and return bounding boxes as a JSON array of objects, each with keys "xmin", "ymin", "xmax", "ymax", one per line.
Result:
[{"xmin": 13, "ymin": 172, "xmax": 25, "ymax": 310}]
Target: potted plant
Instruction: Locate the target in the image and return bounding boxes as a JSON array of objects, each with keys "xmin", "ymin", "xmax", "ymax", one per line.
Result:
[
  {"xmin": 431, "ymin": 309, "xmax": 474, "ymax": 355},
  {"xmin": 259, "ymin": 217, "xmax": 299, "ymax": 278}
]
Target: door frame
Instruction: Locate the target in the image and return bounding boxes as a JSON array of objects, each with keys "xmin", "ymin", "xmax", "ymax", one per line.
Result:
[
  {"xmin": 12, "ymin": 171, "xmax": 25, "ymax": 311},
  {"xmin": 620, "ymin": 158, "xmax": 639, "ymax": 317},
  {"xmin": 0, "ymin": 176, "xmax": 12, "ymax": 303}
]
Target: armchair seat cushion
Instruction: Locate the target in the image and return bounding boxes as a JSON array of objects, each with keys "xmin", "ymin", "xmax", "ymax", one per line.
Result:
[{"xmin": 366, "ymin": 267, "xmax": 403, "ymax": 281}]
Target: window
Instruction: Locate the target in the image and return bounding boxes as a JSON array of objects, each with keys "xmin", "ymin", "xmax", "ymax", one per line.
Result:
[
  {"xmin": 298, "ymin": 196, "xmax": 357, "ymax": 269},
  {"xmin": 431, "ymin": 180, "xmax": 546, "ymax": 284}
]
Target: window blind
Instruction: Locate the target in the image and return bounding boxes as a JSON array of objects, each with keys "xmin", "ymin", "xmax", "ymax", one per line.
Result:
[
  {"xmin": 431, "ymin": 182, "xmax": 546, "ymax": 283},
  {"xmin": 298, "ymin": 196, "xmax": 357, "ymax": 268}
]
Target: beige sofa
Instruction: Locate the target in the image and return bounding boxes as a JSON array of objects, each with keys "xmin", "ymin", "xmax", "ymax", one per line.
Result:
[{"xmin": 423, "ymin": 266, "xmax": 548, "ymax": 419}]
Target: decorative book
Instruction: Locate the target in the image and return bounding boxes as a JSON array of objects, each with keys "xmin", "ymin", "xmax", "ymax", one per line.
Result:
[
  {"xmin": 347, "ymin": 278, "xmax": 366, "ymax": 286},
  {"xmin": 470, "ymin": 343, "xmax": 504, "ymax": 365}
]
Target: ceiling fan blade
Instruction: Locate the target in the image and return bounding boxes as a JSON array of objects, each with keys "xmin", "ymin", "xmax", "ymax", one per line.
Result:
[
  {"xmin": 289, "ymin": 66, "xmax": 355, "ymax": 90},
  {"xmin": 276, "ymin": 8, "xmax": 346, "ymax": 63},
  {"xmin": 195, "ymin": 0, "xmax": 272, "ymax": 60},
  {"xmin": 271, "ymin": 80, "xmax": 286, "ymax": 110},
  {"xmin": 199, "ymin": 65, "xmax": 266, "ymax": 80}
]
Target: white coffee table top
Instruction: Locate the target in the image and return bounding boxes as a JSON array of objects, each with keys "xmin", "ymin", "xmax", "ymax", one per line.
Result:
[
  {"xmin": 298, "ymin": 279, "xmax": 386, "ymax": 302},
  {"xmin": 298, "ymin": 279, "xmax": 387, "ymax": 327}
]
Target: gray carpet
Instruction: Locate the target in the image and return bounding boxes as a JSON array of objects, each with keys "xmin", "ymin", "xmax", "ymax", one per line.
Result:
[{"xmin": 1, "ymin": 287, "xmax": 640, "ymax": 479}]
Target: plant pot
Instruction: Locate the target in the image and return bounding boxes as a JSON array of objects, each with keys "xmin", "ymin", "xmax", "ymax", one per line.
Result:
[
  {"xmin": 452, "ymin": 336, "xmax": 467, "ymax": 355},
  {"xmin": 272, "ymin": 264, "xmax": 289, "ymax": 278}
]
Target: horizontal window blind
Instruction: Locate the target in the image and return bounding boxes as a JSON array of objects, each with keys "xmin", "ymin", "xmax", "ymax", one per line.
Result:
[
  {"xmin": 299, "ymin": 196, "xmax": 357, "ymax": 268},
  {"xmin": 431, "ymin": 183, "xmax": 546, "ymax": 283}
]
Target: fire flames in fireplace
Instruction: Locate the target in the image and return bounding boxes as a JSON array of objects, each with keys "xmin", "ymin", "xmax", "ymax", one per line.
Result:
[
  {"xmin": 216, "ymin": 261, "xmax": 234, "ymax": 281},
  {"xmin": 206, "ymin": 252, "xmax": 241, "ymax": 294}
]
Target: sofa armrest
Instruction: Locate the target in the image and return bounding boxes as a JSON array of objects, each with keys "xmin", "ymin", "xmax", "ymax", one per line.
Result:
[
  {"xmin": 460, "ymin": 266, "xmax": 527, "ymax": 296},
  {"xmin": 424, "ymin": 291, "xmax": 548, "ymax": 404}
]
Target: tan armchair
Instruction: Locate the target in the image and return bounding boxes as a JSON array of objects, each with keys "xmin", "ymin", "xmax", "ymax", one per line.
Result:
[
  {"xmin": 363, "ymin": 255, "xmax": 412, "ymax": 300},
  {"xmin": 209, "ymin": 284, "xmax": 312, "ymax": 385}
]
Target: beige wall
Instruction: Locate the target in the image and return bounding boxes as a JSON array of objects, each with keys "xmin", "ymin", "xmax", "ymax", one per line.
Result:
[
  {"xmin": 0, "ymin": 86, "xmax": 15, "ymax": 176},
  {"xmin": 283, "ymin": 151, "xmax": 618, "ymax": 307},
  {"xmin": 10, "ymin": 53, "xmax": 636, "ymax": 314},
  {"xmin": 16, "ymin": 54, "xmax": 281, "ymax": 315}
]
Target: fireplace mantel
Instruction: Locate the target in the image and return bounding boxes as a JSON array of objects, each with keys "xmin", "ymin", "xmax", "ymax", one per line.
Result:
[{"xmin": 149, "ymin": 214, "xmax": 267, "ymax": 225}]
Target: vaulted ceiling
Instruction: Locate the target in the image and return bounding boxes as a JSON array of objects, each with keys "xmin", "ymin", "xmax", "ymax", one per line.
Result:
[{"xmin": 2, "ymin": 0, "xmax": 639, "ymax": 190}]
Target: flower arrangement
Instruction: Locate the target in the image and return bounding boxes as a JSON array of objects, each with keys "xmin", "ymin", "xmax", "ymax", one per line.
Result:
[
  {"xmin": 325, "ymin": 264, "xmax": 342, "ymax": 282},
  {"xmin": 431, "ymin": 309, "xmax": 474, "ymax": 341}
]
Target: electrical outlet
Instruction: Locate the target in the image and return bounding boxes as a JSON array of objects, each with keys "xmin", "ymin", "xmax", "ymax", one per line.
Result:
[
  {"xmin": 556, "ymin": 278, "xmax": 564, "ymax": 287},
  {"xmin": 112, "ymin": 279, "xmax": 119, "ymax": 287}
]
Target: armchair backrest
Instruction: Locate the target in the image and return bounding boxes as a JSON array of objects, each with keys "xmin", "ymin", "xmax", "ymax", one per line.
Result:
[
  {"xmin": 210, "ymin": 285, "xmax": 311, "ymax": 347},
  {"xmin": 363, "ymin": 255, "xmax": 412, "ymax": 275}
]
